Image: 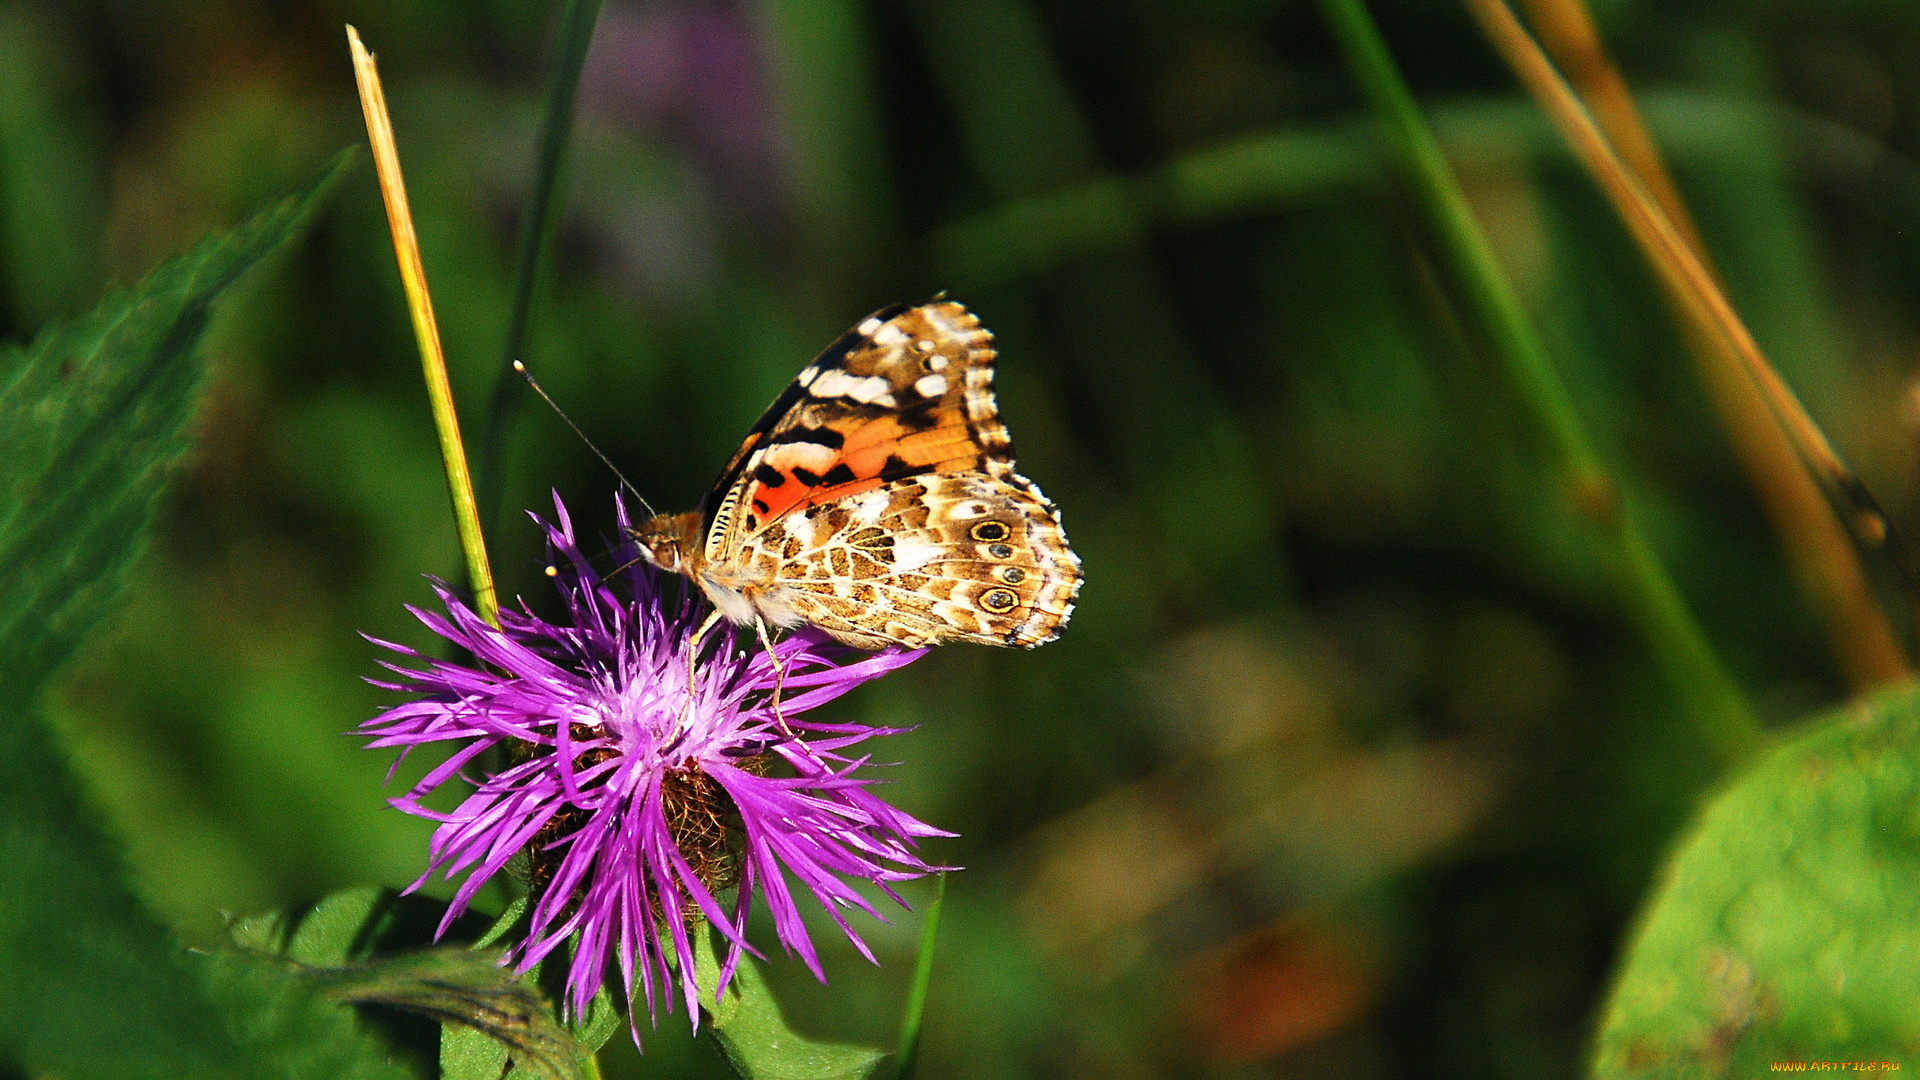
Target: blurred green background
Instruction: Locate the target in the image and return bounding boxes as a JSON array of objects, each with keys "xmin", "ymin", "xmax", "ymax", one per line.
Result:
[{"xmin": 10, "ymin": 0, "xmax": 1920, "ymax": 1075}]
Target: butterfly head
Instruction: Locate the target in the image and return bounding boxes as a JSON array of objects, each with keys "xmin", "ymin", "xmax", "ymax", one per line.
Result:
[{"xmin": 631, "ymin": 510, "xmax": 706, "ymax": 576}]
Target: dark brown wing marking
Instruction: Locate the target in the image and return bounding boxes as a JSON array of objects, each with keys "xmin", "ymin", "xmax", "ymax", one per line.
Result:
[{"xmin": 700, "ymin": 300, "xmax": 1012, "ymax": 563}]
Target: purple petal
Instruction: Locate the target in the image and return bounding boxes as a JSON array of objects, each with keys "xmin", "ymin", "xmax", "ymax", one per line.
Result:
[{"xmin": 357, "ymin": 492, "xmax": 948, "ymax": 1047}]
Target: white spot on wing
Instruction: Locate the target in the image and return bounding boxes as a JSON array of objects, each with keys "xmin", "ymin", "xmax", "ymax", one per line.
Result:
[
  {"xmin": 892, "ymin": 538, "xmax": 943, "ymax": 572},
  {"xmin": 857, "ymin": 317, "xmax": 882, "ymax": 335},
  {"xmin": 811, "ymin": 369, "xmax": 896, "ymax": 404},
  {"xmin": 850, "ymin": 488, "xmax": 889, "ymax": 526},
  {"xmin": 783, "ymin": 513, "xmax": 817, "ymax": 548},
  {"xmin": 923, "ymin": 306, "xmax": 962, "ymax": 334},
  {"xmin": 763, "ymin": 441, "xmax": 839, "ymax": 473},
  {"xmin": 913, "ymin": 373, "xmax": 949, "ymax": 398}
]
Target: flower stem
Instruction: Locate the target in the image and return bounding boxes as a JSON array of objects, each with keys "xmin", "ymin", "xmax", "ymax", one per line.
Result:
[
  {"xmin": 1316, "ymin": 0, "xmax": 1764, "ymax": 763},
  {"xmin": 894, "ymin": 872, "xmax": 946, "ymax": 1079},
  {"xmin": 348, "ymin": 25, "xmax": 499, "ymax": 628},
  {"xmin": 476, "ymin": 0, "xmax": 605, "ymax": 543}
]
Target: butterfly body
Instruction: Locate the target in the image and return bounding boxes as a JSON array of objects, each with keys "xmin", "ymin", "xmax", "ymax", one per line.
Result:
[{"xmin": 634, "ymin": 300, "xmax": 1080, "ymax": 652}]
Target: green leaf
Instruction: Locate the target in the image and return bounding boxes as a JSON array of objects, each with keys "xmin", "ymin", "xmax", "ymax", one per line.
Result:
[
  {"xmin": 1593, "ymin": 686, "xmax": 1920, "ymax": 1076},
  {"xmin": 0, "ymin": 156, "xmax": 407, "ymax": 1080},
  {"xmin": 230, "ymin": 888, "xmax": 597, "ymax": 1080},
  {"xmin": 441, "ymin": 1023, "xmax": 514, "ymax": 1080},
  {"xmin": 441, "ymin": 983, "xmax": 617, "ymax": 1080},
  {"xmin": 693, "ymin": 928, "xmax": 888, "ymax": 1080},
  {"xmin": 476, "ymin": 896, "xmax": 529, "ymax": 950},
  {"xmin": 564, "ymin": 982, "xmax": 622, "ymax": 1057},
  {"xmin": 312, "ymin": 950, "xmax": 584, "ymax": 1080},
  {"xmin": 0, "ymin": 697, "xmax": 408, "ymax": 1079},
  {"xmin": 287, "ymin": 887, "xmax": 393, "ymax": 966},
  {"xmin": 435, "ymin": 900, "xmax": 621, "ymax": 1080},
  {"xmin": 191, "ymin": 950, "xmax": 419, "ymax": 1080},
  {"xmin": 229, "ymin": 885, "xmax": 390, "ymax": 963},
  {"xmin": 0, "ymin": 149, "xmax": 351, "ymax": 697}
]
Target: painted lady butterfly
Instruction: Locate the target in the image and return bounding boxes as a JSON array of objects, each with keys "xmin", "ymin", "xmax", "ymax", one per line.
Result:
[{"xmin": 633, "ymin": 299, "xmax": 1081, "ymax": 652}]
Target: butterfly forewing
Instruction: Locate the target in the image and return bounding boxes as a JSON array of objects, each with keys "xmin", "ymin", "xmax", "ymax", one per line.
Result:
[
  {"xmin": 641, "ymin": 299, "xmax": 1080, "ymax": 652},
  {"xmin": 703, "ymin": 302, "xmax": 1007, "ymax": 560}
]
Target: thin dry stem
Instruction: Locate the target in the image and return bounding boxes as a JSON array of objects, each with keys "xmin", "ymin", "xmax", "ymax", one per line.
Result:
[
  {"xmin": 348, "ymin": 25, "xmax": 500, "ymax": 628},
  {"xmin": 1476, "ymin": 0, "xmax": 1910, "ymax": 688}
]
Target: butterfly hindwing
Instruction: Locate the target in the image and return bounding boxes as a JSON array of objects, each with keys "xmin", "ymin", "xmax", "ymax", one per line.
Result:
[{"xmin": 741, "ymin": 472, "xmax": 1078, "ymax": 650}]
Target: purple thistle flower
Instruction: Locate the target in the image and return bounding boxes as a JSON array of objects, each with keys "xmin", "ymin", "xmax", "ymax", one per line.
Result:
[{"xmin": 359, "ymin": 493, "xmax": 948, "ymax": 1036}]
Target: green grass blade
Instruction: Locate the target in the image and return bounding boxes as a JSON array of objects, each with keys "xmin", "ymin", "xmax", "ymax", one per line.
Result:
[
  {"xmin": 893, "ymin": 873, "xmax": 946, "ymax": 1080},
  {"xmin": 907, "ymin": 0, "xmax": 1284, "ymax": 600},
  {"xmin": 1316, "ymin": 0, "xmax": 1763, "ymax": 763},
  {"xmin": 932, "ymin": 92, "xmax": 1818, "ymax": 290},
  {"xmin": 477, "ymin": 0, "xmax": 604, "ymax": 541}
]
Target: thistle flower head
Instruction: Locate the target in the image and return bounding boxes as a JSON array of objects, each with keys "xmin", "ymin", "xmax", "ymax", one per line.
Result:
[{"xmin": 360, "ymin": 494, "xmax": 945, "ymax": 1034}]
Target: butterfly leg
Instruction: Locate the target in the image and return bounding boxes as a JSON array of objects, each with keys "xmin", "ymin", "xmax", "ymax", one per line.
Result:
[
  {"xmin": 752, "ymin": 614, "xmax": 797, "ymax": 739},
  {"xmin": 680, "ymin": 607, "xmax": 725, "ymax": 731}
]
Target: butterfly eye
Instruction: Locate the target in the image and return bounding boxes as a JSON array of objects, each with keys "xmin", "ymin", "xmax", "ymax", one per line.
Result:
[
  {"xmin": 971, "ymin": 521, "xmax": 1010, "ymax": 542},
  {"xmin": 982, "ymin": 588, "xmax": 1019, "ymax": 613}
]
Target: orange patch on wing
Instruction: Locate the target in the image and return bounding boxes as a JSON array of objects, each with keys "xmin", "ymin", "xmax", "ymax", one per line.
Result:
[
  {"xmin": 844, "ymin": 428, "xmax": 977, "ymax": 475},
  {"xmin": 840, "ymin": 416, "xmax": 915, "ymax": 455},
  {"xmin": 753, "ymin": 475, "xmax": 884, "ymax": 524},
  {"xmin": 744, "ymin": 421, "xmax": 984, "ymax": 531}
]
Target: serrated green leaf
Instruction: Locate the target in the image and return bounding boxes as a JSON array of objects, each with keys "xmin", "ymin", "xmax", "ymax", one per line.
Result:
[
  {"xmin": 231, "ymin": 888, "xmax": 593, "ymax": 1080},
  {"xmin": 0, "ymin": 697, "xmax": 408, "ymax": 1080},
  {"xmin": 310, "ymin": 950, "xmax": 584, "ymax": 1080},
  {"xmin": 1593, "ymin": 686, "xmax": 1920, "ymax": 1077},
  {"xmin": 476, "ymin": 897, "xmax": 529, "ymax": 951},
  {"xmin": 230, "ymin": 886, "xmax": 395, "ymax": 964},
  {"xmin": 287, "ymin": 887, "xmax": 393, "ymax": 966},
  {"xmin": 442, "ymin": 1022, "xmax": 514, "ymax": 1080},
  {"xmin": 0, "ymin": 156, "xmax": 408, "ymax": 1080},
  {"xmin": 565, "ymin": 982, "xmax": 622, "ymax": 1057},
  {"xmin": 693, "ymin": 928, "xmax": 888, "ymax": 1080},
  {"xmin": 0, "ymin": 149, "xmax": 351, "ymax": 697}
]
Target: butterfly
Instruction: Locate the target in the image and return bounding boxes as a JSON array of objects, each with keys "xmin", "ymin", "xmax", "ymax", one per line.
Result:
[{"xmin": 632, "ymin": 299, "xmax": 1081, "ymax": 654}]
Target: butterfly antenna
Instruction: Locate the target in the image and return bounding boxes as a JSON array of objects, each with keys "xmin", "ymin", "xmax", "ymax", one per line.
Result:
[{"xmin": 513, "ymin": 360, "xmax": 659, "ymax": 519}]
